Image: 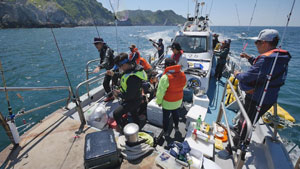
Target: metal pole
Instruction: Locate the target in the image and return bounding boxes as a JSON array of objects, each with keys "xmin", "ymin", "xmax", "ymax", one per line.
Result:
[
  {"xmin": 272, "ymin": 103, "xmax": 278, "ymax": 141},
  {"xmin": 0, "ymin": 112, "xmax": 16, "ymax": 145},
  {"xmin": 0, "ymin": 60, "xmax": 13, "ymax": 117},
  {"xmin": 216, "ymin": 80, "xmax": 228, "ymax": 122}
]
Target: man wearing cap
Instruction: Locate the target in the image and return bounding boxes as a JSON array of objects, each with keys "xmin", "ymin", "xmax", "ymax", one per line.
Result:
[
  {"xmin": 156, "ymin": 58, "xmax": 186, "ymax": 136},
  {"xmin": 129, "ymin": 44, "xmax": 152, "ymax": 74},
  {"xmin": 112, "ymin": 53, "xmax": 148, "ymax": 131},
  {"xmin": 170, "ymin": 42, "xmax": 188, "ymax": 71},
  {"xmin": 218, "ymin": 29, "xmax": 291, "ymax": 159},
  {"xmin": 92, "ymin": 37, "xmax": 115, "ymax": 102}
]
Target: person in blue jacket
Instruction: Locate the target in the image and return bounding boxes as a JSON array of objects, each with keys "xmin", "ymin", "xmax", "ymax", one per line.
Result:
[{"xmin": 219, "ymin": 29, "xmax": 291, "ymax": 159}]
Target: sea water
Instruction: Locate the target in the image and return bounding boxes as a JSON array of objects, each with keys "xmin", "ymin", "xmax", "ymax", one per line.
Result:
[{"xmin": 0, "ymin": 26, "xmax": 299, "ymax": 164}]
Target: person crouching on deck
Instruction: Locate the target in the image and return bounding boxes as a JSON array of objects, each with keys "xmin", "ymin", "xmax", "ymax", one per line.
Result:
[
  {"xmin": 156, "ymin": 58, "xmax": 186, "ymax": 137},
  {"xmin": 112, "ymin": 53, "xmax": 148, "ymax": 132}
]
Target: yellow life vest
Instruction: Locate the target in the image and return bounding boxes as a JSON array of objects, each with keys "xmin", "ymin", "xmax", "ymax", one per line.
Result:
[{"xmin": 120, "ymin": 70, "xmax": 148, "ymax": 93}]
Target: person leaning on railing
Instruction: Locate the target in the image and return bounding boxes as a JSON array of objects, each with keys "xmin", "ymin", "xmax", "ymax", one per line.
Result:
[
  {"xmin": 92, "ymin": 37, "xmax": 115, "ymax": 102},
  {"xmin": 218, "ymin": 29, "xmax": 291, "ymax": 160}
]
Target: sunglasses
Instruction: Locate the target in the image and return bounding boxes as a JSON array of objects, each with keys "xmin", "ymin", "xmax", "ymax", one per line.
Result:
[{"xmin": 255, "ymin": 40, "xmax": 264, "ymax": 45}]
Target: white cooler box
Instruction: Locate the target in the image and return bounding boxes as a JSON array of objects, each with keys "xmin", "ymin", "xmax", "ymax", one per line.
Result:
[{"xmin": 147, "ymin": 99, "xmax": 163, "ymax": 127}]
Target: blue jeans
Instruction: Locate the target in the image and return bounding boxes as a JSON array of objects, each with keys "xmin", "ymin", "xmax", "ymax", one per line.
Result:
[{"xmin": 162, "ymin": 108, "xmax": 179, "ymax": 132}]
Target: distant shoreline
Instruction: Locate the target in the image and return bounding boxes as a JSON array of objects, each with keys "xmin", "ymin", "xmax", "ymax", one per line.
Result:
[{"xmin": 1, "ymin": 25, "xmax": 299, "ymax": 29}]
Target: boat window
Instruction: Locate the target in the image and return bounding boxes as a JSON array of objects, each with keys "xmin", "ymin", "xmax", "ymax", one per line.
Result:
[{"xmin": 174, "ymin": 36, "xmax": 207, "ymax": 53}]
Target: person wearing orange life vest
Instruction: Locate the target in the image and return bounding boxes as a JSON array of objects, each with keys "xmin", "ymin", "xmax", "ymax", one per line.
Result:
[
  {"xmin": 156, "ymin": 58, "xmax": 186, "ymax": 136},
  {"xmin": 170, "ymin": 42, "xmax": 188, "ymax": 71},
  {"xmin": 129, "ymin": 44, "xmax": 152, "ymax": 74},
  {"xmin": 218, "ymin": 29, "xmax": 291, "ymax": 160}
]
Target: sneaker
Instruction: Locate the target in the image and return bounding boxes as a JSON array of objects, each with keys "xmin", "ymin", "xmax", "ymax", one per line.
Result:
[
  {"xmin": 104, "ymin": 96, "xmax": 114, "ymax": 102},
  {"xmin": 217, "ymin": 150, "xmax": 232, "ymax": 160}
]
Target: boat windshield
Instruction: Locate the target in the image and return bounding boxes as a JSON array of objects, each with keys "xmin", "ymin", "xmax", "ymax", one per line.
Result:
[{"xmin": 174, "ymin": 36, "xmax": 207, "ymax": 53}]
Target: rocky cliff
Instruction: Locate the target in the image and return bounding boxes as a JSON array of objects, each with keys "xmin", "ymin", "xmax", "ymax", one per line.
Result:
[{"xmin": 0, "ymin": 0, "xmax": 186, "ymax": 28}]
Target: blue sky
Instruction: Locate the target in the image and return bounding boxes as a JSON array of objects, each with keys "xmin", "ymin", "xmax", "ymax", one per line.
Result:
[{"xmin": 98, "ymin": 0, "xmax": 300, "ymax": 26}]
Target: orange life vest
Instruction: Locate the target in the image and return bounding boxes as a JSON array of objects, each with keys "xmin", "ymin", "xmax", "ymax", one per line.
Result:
[
  {"xmin": 163, "ymin": 65, "xmax": 186, "ymax": 102},
  {"xmin": 129, "ymin": 48, "xmax": 140, "ymax": 60},
  {"xmin": 254, "ymin": 49, "xmax": 289, "ymax": 64},
  {"xmin": 138, "ymin": 57, "xmax": 152, "ymax": 70},
  {"xmin": 129, "ymin": 48, "xmax": 152, "ymax": 70}
]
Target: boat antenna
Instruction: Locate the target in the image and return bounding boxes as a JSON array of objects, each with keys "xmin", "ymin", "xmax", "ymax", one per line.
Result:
[
  {"xmin": 0, "ymin": 60, "xmax": 14, "ymax": 118},
  {"xmin": 200, "ymin": 2, "xmax": 205, "ymax": 17},
  {"xmin": 187, "ymin": 0, "xmax": 190, "ymax": 18},
  {"xmin": 252, "ymin": 0, "xmax": 296, "ymax": 127},
  {"xmin": 109, "ymin": 0, "xmax": 119, "ymax": 53},
  {"xmin": 208, "ymin": 0, "xmax": 214, "ymax": 16}
]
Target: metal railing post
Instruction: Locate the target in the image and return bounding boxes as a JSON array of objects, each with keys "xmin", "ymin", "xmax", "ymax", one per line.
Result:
[
  {"xmin": 216, "ymin": 80, "xmax": 228, "ymax": 123},
  {"xmin": 85, "ymin": 59, "xmax": 100, "ymax": 97},
  {"xmin": 272, "ymin": 103, "xmax": 278, "ymax": 141}
]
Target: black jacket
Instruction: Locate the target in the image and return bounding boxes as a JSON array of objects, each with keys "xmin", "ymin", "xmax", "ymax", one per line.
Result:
[{"xmin": 99, "ymin": 44, "xmax": 115, "ymax": 70}]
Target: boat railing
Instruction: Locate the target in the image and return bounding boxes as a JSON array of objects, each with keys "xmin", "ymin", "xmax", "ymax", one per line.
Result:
[
  {"xmin": 216, "ymin": 79, "xmax": 252, "ymax": 169},
  {"xmin": 0, "ymin": 86, "xmax": 72, "ymax": 145},
  {"xmin": 0, "ymin": 86, "xmax": 72, "ymax": 119},
  {"xmin": 85, "ymin": 58, "xmax": 101, "ymax": 97},
  {"xmin": 76, "ymin": 72, "xmax": 106, "ymax": 102}
]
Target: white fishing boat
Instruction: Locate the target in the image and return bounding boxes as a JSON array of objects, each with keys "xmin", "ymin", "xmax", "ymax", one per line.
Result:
[{"xmin": 0, "ymin": 0, "xmax": 299, "ymax": 169}]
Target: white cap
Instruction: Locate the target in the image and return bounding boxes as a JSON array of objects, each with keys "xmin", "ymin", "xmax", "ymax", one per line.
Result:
[{"xmin": 257, "ymin": 29, "xmax": 279, "ymax": 41}]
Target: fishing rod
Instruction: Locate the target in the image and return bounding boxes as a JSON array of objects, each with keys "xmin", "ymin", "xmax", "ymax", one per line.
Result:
[
  {"xmin": 0, "ymin": 60, "xmax": 13, "ymax": 118},
  {"xmin": 0, "ymin": 60, "xmax": 19, "ymax": 146},
  {"xmin": 108, "ymin": 0, "xmax": 119, "ymax": 53},
  {"xmin": 235, "ymin": 4, "xmax": 241, "ymax": 27},
  {"xmin": 252, "ymin": 0, "xmax": 296, "ymax": 128},
  {"xmin": 238, "ymin": 0, "xmax": 257, "ymax": 68},
  {"xmin": 87, "ymin": 6, "xmax": 100, "ymax": 38},
  {"xmin": 49, "ymin": 26, "xmax": 86, "ymax": 125}
]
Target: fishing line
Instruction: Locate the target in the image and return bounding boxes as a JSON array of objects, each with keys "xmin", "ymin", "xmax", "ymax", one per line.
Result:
[
  {"xmin": 238, "ymin": 0, "xmax": 257, "ymax": 69},
  {"xmin": 48, "ymin": 20, "xmax": 86, "ymax": 124},
  {"xmin": 137, "ymin": 6, "xmax": 141, "ymax": 48},
  {"xmin": 109, "ymin": 0, "xmax": 119, "ymax": 53},
  {"xmin": 49, "ymin": 28, "xmax": 75, "ymax": 96},
  {"xmin": 235, "ymin": 4, "xmax": 241, "ymax": 26},
  {"xmin": 87, "ymin": 5, "xmax": 101, "ymax": 38}
]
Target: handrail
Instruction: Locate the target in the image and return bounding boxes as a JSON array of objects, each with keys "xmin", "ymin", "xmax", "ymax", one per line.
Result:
[
  {"xmin": 0, "ymin": 86, "xmax": 72, "ymax": 117},
  {"xmin": 85, "ymin": 58, "xmax": 100, "ymax": 97},
  {"xmin": 226, "ymin": 79, "xmax": 252, "ymax": 144},
  {"xmin": 216, "ymin": 79, "xmax": 252, "ymax": 169},
  {"xmin": 0, "ymin": 86, "xmax": 70, "ymax": 92},
  {"xmin": 0, "ymin": 85, "xmax": 72, "ymax": 145},
  {"xmin": 76, "ymin": 72, "xmax": 106, "ymax": 100},
  {"xmin": 221, "ymin": 102, "xmax": 237, "ymax": 166},
  {"xmin": 15, "ymin": 97, "xmax": 69, "ymax": 118}
]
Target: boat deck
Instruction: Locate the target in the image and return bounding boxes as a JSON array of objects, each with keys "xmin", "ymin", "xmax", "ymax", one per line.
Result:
[
  {"xmin": 0, "ymin": 76, "xmax": 293, "ymax": 169},
  {"xmin": 0, "ymin": 108, "xmax": 97, "ymax": 169}
]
